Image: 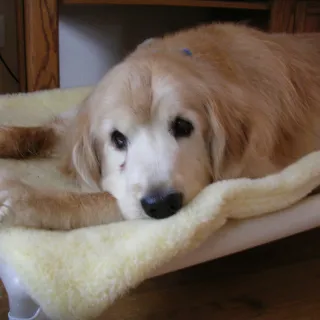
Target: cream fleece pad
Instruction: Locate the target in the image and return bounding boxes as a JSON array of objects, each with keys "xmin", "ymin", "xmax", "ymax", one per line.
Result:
[{"xmin": 1, "ymin": 88, "xmax": 320, "ymax": 320}]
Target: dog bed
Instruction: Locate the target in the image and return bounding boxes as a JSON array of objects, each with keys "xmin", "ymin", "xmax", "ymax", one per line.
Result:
[{"xmin": 0, "ymin": 87, "xmax": 320, "ymax": 320}]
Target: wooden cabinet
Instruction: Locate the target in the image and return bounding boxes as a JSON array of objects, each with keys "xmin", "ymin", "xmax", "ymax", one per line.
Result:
[
  {"xmin": 294, "ymin": 1, "xmax": 320, "ymax": 32},
  {"xmin": 13, "ymin": 0, "xmax": 320, "ymax": 92},
  {"xmin": 270, "ymin": 0, "xmax": 320, "ymax": 33}
]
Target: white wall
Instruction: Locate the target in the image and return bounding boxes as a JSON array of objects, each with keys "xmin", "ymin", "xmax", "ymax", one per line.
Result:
[{"xmin": 59, "ymin": 4, "xmax": 212, "ymax": 88}]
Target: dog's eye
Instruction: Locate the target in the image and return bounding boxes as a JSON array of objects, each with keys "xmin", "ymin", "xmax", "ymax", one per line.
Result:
[
  {"xmin": 111, "ymin": 130, "xmax": 128, "ymax": 150},
  {"xmin": 170, "ymin": 117, "xmax": 194, "ymax": 139}
]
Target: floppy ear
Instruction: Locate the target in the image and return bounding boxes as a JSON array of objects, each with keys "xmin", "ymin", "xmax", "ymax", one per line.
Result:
[
  {"xmin": 62, "ymin": 108, "xmax": 101, "ymax": 191},
  {"xmin": 137, "ymin": 37, "xmax": 156, "ymax": 48},
  {"xmin": 204, "ymin": 95, "xmax": 250, "ymax": 181}
]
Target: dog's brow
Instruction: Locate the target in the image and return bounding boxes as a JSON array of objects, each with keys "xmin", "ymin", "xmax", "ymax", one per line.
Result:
[{"xmin": 114, "ymin": 71, "xmax": 153, "ymax": 124}]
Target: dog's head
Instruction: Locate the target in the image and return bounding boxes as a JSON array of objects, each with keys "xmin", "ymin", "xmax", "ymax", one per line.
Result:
[{"xmin": 67, "ymin": 45, "xmax": 282, "ymax": 220}]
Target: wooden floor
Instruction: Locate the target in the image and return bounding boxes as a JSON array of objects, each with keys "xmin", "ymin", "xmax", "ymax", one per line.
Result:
[{"xmin": 1, "ymin": 228, "xmax": 319, "ymax": 320}]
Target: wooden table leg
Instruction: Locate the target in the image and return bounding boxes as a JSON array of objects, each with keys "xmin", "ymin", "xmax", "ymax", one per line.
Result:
[{"xmin": 23, "ymin": 0, "xmax": 59, "ymax": 92}]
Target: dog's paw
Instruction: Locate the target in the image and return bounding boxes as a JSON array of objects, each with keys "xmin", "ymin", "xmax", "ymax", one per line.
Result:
[
  {"xmin": 0, "ymin": 189, "xmax": 12, "ymax": 223},
  {"xmin": 0, "ymin": 173, "xmax": 30, "ymax": 226}
]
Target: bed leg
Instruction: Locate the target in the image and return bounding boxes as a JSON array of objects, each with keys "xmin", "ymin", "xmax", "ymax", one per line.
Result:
[{"xmin": 0, "ymin": 261, "xmax": 50, "ymax": 320}]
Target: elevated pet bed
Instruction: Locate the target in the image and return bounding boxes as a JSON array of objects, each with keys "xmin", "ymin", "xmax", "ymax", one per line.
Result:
[{"xmin": 0, "ymin": 87, "xmax": 319, "ymax": 320}]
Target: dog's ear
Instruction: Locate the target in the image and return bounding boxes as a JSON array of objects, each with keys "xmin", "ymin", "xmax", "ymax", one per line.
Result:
[
  {"xmin": 62, "ymin": 107, "xmax": 101, "ymax": 190},
  {"xmin": 137, "ymin": 37, "xmax": 156, "ymax": 48},
  {"xmin": 204, "ymin": 95, "xmax": 250, "ymax": 181}
]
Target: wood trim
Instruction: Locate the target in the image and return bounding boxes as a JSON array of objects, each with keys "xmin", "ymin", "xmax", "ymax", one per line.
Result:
[
  {"xmin": 306, "ymin": 1, "xmax": 320, "ymax": 14},
  {"xmin": 294, "ymin": 1, "xmax": 308, "ymax": 33},
  {"xmin": 62, "ymin": 0, "xmax": 270, "ymax": 10},
  {"xmin": 23, "ymin": 0, "xmax": 59, "ymax": 92},
  {"xmin": 294, "ymin": 1, "xmax": 320, "ymax": 32},
  {"xmin": 269, "ymin": 0, "xmax": 297, "ymax": 32},
  {"xmin": 15, "ymin": 0, "xmax": 26, "ymax": 92}
]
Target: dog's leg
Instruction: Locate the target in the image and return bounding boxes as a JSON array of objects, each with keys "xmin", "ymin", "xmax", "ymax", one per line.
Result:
[{"xmin": 0, "ymin": 176, "xmax": 123, "ymax": 230}]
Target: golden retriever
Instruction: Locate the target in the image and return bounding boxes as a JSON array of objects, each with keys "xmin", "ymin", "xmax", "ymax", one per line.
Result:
[{"xmin": 0, "ymin": 23, "xmax": 320, "ymax": 230}]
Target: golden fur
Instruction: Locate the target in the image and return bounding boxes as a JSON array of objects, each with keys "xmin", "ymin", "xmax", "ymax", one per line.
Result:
[{"xmin": 0, "ymin": 23, "xmax": 320, "ymax": 229}]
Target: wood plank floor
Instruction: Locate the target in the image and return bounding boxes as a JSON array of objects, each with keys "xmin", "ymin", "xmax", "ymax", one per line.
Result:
[{"xmin": 1, "ymin": 228, "xmax": 319, "ymax": 320}]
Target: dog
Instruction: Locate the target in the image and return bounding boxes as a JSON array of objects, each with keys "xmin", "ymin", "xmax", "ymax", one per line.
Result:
[{"xmin": 0, "ymin": 23, "xmax": 320, "ymax": 230}]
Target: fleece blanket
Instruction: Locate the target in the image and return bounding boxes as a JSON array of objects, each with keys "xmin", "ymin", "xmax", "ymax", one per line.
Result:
[{"xmin": 0, "ymin": 87, "xmax": 320, "ymax": 320}]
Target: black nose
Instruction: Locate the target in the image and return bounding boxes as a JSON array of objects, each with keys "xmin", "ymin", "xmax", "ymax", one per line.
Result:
[{"xmin": 140, "ymin": 190, "xmax": 183, "ymax": 219}]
